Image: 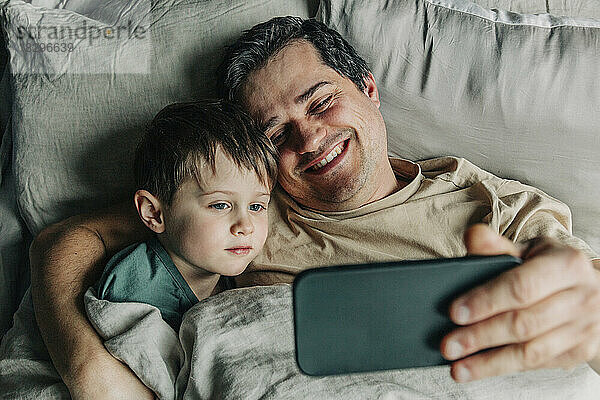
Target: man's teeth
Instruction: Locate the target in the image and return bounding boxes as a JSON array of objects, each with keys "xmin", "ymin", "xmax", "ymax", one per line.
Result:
[{"xmin": 311, "ymin": 143, "xmax": 344, "ymax": 171}]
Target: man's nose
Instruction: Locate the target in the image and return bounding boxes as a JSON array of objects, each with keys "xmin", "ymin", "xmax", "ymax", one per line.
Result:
[
  {"xmin": 231, "ymin": 211, "xmax": 254, "ymax": 236},
  {"xmin": 291, "ymin": 121, "xmax": 326, "ymax": 154}
]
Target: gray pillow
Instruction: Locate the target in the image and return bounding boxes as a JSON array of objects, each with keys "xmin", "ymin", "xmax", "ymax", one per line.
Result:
[
  {"xmin": 318, "ymin": 0, "xmax": 600, "ymax": 253},
  {"xmin": 1, "ymin": 0, "xmax": 317, "ymax": 235},
  {"xmin": 547, "ymin": 0, "xmax": 600, "ymax": 19}
]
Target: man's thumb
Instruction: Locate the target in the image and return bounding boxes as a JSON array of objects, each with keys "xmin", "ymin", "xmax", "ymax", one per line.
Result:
[{"xmin": 464, "ymin": 224, "xmax": 521, "ymax": 258}]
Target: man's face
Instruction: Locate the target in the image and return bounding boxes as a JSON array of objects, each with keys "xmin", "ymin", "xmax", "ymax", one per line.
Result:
[
  {"xmin": 161, "ymin": 149, "xmax": 271, "ymax": 277},
  {"xmin": 241, "ymin": 40, "xmax": 391, "ymax": 211}
]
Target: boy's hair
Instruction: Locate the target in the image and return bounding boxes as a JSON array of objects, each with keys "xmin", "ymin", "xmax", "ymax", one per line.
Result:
[
  {"xmin": 134, "ymin": 99, "xmax": 278, "ymax": 205},
  {"xmin": 218, "ymin": 16, "xmax": 371, "ymax": 101}
]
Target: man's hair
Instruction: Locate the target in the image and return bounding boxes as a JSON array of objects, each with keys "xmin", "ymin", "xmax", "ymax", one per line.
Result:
[
  {"xmin": 218, "ymin": 16, "xmax": 371, "ymax": 101},
  {"xmin": 134, "ymin": 99, "xmax": 278, "ymax": 205}
]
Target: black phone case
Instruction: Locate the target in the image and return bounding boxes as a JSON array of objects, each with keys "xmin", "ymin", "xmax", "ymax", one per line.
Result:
[{"xmin": 292, "ymin": 255, "xmax": 521, "ymax": 376}]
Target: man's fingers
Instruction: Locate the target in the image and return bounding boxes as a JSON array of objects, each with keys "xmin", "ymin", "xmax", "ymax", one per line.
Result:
[
  {"xmin": 464, "ymin": 224, "xmax": 522, "ymax": 258},
  {"xmin": 442, "ymin": 288, "xmax": 586, "ymax": 360},
  {"xmin": 539, "ymin": 336, "xmax": 600, "ymax": 371},
  {"xmin": 450, "ymin": 248, "xmax": 592, "ymax": 324},
  {"xmin": 450, "ymin": 321, "xmax": 600, "ymax": 382},
  {"xmin": 456, "ymin": 225, "xmax": 600, "ymax": 381}
]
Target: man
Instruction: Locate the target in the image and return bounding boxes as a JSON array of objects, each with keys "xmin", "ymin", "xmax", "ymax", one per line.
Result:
[{"xmin": 30, "ymin": 17, "xmax": 600, "ymax": 398}]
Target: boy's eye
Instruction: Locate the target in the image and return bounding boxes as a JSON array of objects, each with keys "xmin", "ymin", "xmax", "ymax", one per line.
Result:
[
  {"xmin": 209, "ymin": 202, "xmax": 230, "ymax": 210},
  {"xmin": 249, "ymin": 203, "xmax": 266, "ymax": 212}
]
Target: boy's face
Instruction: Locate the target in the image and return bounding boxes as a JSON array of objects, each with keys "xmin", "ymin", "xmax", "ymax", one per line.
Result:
[{"xmin": 161, "ymin": 150, "xmax": 271, "ymax": 277}]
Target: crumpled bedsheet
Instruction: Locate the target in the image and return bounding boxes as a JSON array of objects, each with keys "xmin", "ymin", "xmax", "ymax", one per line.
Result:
[{"xmin": 2, "ymin": 284, "xmax": 600, "ymax": 399}]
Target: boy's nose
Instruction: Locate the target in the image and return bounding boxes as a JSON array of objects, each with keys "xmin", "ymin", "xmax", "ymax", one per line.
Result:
[{"xmin": 231, "ymin": 212, "xmax": 254, "ymax": 236}]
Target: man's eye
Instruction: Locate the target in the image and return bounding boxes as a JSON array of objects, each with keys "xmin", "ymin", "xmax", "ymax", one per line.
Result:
[
  {"xmin": 249, "ymin": 203, "xmax": 266, "ymax": 212},
  {"xmin": 270, "ymin": 129, "xmax": 288, "ymax": 146},
  {"xmin": 311, "ymin": 95, "xmax": 333, "ymax": 114},
  {"xmin": 209, "ymin": 202, "xmax": 229, "ymax": 210}
]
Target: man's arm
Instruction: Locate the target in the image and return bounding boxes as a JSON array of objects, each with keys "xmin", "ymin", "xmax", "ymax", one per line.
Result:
[
  {"xmin": 441, "ymin": 224, "xmax": 600, "ymax": 382},
  {"xmin": 30, "ymin": 200, "xmax": 154, "ymax": 399}
]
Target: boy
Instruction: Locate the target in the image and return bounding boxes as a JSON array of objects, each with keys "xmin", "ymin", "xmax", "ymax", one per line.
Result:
[{"xmin": 94, "ymin": 100, "xmax": 278, "ymax": 330}]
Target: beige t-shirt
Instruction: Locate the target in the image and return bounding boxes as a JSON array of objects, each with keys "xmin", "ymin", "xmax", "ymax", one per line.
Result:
[{"xmin": 235, "ymin": 157, "xmax": 597, "ymax": 287}]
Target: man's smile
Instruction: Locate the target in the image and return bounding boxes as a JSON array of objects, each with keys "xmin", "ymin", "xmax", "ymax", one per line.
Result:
[{"xmin": 303, "ymin": 139, "xmax": 350, "ymax": 175}]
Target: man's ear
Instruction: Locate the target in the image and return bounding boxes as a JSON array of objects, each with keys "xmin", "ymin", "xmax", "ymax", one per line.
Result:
[
  {"xmin": 134, "ymin": 190, "xmax": 166, "ymax": 233},
  {"xmin": 362, "ymin": 72, "xmax": 381, "ymax": 109}
]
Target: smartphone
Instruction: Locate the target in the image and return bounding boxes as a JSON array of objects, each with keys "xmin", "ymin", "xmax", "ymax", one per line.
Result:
[{"xmin": 292, "ymin": 254, "xmax": 521, "ymax": 376}]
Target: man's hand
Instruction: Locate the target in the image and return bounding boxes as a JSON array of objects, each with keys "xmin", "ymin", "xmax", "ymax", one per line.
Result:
[
  {"xmin": 29, "ymin": 201, "xmax": 153, "ymax": 398},
  {"xmin": 68, "ymin": 351, "xmax": 155, "ymax": 400},
  {"xmin": 441, "ymin": 224, "xmax": 600, "ymax": 382}
]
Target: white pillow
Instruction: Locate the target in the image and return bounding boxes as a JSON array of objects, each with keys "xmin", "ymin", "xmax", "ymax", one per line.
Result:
[
  {"xmin": 1, "ymin": 0, "xmax": 317, "ymax": 235},
  {"xmin": 318, "ymin": 0, "xmax": 600, "ymax": 253}
]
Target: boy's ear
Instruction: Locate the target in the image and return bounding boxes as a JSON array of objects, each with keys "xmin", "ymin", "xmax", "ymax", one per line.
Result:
[{"xmin": 134, "ymin": 190, "xmax": 166, "ymax": 233}]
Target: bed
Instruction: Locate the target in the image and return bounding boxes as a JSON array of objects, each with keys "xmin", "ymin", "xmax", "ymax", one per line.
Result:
[{"xmin": 1, "ymin": 0, "xmax": 600, "ymax": 398}]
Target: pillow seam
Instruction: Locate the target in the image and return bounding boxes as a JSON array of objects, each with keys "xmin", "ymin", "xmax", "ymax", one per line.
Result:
[{"xmin": 423, "ymin": 0, "xmax": 600, "ymax": 30}]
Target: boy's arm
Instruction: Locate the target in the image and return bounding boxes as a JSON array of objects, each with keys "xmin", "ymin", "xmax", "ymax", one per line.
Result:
[{"xmin": 29, "ymin": 200, "xmax": 155, "ymax": 399}]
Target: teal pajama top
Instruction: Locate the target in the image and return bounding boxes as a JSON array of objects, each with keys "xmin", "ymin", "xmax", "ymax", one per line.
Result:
[{"xmin": 95, "ymin": 236, "xmax": 199, "ymax": 330}]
